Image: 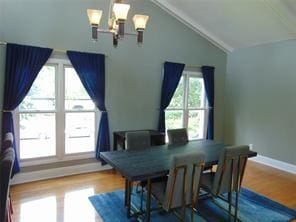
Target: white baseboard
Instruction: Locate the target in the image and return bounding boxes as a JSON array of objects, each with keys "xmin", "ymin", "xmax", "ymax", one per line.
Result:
[
  {"xmin": 251, "ymin": 155, "xmax": 296, "ymax": 174},
  {"xmin": 11, "ymin": 162, "xmax": 112, "ymax": 185}
]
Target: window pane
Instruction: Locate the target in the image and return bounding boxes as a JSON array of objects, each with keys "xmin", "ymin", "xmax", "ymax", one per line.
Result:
[
  {"xmin": 65, "ymin": 67, "xmax": 95, "ymax": 110},
  {"xmin": 19, "ymin": 66, "xmax": 56, "ymax": 111},
  {"xmin": 168, "ymin": 77, "xmax": 184, "ymax": 108},
  {"xmin": 65, "ymin": 112, "xmax": 95, "ymax": 154},
  {"xmin": 165, "ymin": 110, "xmax": 183, "ymax": 130},
  {"xmin": 20, "ymin": 113, "xmax": 56, "ymax": 159},
  {"xmin": 188, "ymin": 110, "xmax": 205, "ymax": 140},
  {"xmin": 188, "ymin": 77, "xmax": 204, "ymax": 108}
]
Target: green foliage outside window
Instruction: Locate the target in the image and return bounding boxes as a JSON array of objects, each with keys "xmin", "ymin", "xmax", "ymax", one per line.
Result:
[{"xmin": 165, "ymin": 75, "xmax": 205, "ymax": 140}]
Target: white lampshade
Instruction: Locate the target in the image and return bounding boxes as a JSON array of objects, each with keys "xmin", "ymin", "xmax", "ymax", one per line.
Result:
[
  {"xmin": 133, "ymin": 14, "xmax": 149, "ymax": 30},
  {"xmin": 113, "ymin": 3, "xmax": 130, "ymax": 20},
  {"xmin": 87, "ymin": 9, "xmax": 103, "ymax": 25}
]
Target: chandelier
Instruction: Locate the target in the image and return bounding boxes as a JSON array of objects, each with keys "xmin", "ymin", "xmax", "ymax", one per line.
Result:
[{"xmin": 87, "ymin": 0, "xmax": 149, "ymax": 47}]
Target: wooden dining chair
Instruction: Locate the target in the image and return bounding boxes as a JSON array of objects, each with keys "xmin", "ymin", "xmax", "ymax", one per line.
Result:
[
  {"xmin": 125, "ymin": 131, "xmax": 151, "ymax": 150},
  {"xmin": 167, "ymin": 128, "xmax": 189, "ymax": 146},
  {"xmin": 125, "ymin": 131, "xmax": 151, "ymax": 210},
  {"xmin": 0, "ymin": 147, "xmax": 15, "ymax": 222},
  {"xmin": 201, "ymin": 145, "xmax": 250, "ymax": 222},
  {"xmin": 151, "ymin": 152, "xmax": 205, "ymax": 222},
  {"xmin": 1, "ymin": 133, "xmax": 13, "ymax": 152},
  {"xmin": 167, "ymin": 128, "xmax": 213, "ymax": 172}
]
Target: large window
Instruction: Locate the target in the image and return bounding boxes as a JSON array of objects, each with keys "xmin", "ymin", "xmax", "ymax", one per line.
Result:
[
  {"xmin": 17, "ymin": 58, "xmax": 98, "ymax": 165},
  {"xmin": 165, "ymin": 71, "xmax": 208, "ymax": 140}
]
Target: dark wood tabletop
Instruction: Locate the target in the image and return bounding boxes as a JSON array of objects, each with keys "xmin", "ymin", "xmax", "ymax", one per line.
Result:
[{"xmin": 101, "ymin": 140, "xmax": 257, "ymax": 181}]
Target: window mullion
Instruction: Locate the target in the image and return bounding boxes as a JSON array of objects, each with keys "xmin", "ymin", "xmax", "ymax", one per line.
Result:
[
  {"xmin": 56, "ymin": 62, "xmax": 65, "ymax": 160},
  {"xmin": 183, "ymin": 74, "xmax": 189, "ymax": 128}
]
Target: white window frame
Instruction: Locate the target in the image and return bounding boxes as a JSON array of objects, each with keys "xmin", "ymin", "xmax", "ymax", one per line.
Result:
[
  {"xmin": 14, "ymin": 58, "xmax": 100, "ymax": 167},
  {"xmin": 166, "ymin": 70, "xmax": 209, "ymax": 140}
]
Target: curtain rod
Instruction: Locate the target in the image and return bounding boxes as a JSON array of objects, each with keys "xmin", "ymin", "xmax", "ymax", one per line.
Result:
[
  {"xmin": 0, "ymin": 41, "xmax": 108, "ymax": 57},
  {"xmin": 185, "ymin": 64, "xmax": 202, "ymax": 68}
]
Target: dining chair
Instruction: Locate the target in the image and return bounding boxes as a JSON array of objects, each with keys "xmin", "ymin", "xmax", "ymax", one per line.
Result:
[
  {"xmin": 201, "ymin": 145, "xmax": 250, "ymax": 222},
  {"xmin": 125, "ymin": 131, "xmax": 151, "ymax": 210},
  {"xmin": 125, "ymin": 131, "xmax": 150, "ymax": 150},
  {"xmin": 0, "ymin": 147, "xmax": 15, "ymax": 222},
  {"xmin": 1, "ymin": 133, "xmax": 13, "ymax": 154},
  {"xmin": 167, "ymin": 128, "xmax": 214, "ymax": 173},
  {"xmin": 167, "ymin": 128, "xmax": 189, "ymax": 146},
  {"xmin": 151, "ymin": 152, "xmax": 205, "ymax": 222}
]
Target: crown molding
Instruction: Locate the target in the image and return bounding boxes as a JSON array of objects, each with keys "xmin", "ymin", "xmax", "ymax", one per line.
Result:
[
  {"xmin": 151, "ymin": 0, "xmax": 233, "ymax": 53},
  {"xmin": 263, "ymin": 0, "xmax": 296, "ymax": 36}
]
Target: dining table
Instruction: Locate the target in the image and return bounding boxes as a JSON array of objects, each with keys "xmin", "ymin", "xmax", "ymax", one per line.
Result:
[{"xmin": 100, "ymin": 139, "xmax": 257, "ymax": 222}]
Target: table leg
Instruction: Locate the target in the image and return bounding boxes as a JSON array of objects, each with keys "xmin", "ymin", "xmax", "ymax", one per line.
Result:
[
  {"xmin": 125, "ymin": 180, "xmax": 132, "ymax": 217},
  {"xmin": 124, "ymin": 179, "xmax": 128, "ymax": 207},
  {"xmin": 145, "ymin": 178, "xmax": 152, "ymax": 222}
]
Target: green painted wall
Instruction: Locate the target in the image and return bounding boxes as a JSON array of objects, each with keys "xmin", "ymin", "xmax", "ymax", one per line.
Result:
[
  {"xmin": 0, "ymin": 0, "xmax": 227, "ymax": 147},
  {"xmin": 225, "ymin": 40, "xmax": 296, "ymax": 165}
]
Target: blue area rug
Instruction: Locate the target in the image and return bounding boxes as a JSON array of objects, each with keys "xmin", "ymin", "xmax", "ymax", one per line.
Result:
[{"xmin": 89, "ymin": 188, "xmax": 296, "ymax": 222}]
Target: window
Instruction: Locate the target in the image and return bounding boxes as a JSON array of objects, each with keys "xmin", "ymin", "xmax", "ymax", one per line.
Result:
[
  {"xmin": 16, "ymin": 58, "xmax": 98, "ymax": 165},
  {"xmin": 165, "ymin": 71, "xmax": 208, "ymax": 140},
  {"xmin": 64, "ymin": 67, "xmax": 96, "ymax": 154}
]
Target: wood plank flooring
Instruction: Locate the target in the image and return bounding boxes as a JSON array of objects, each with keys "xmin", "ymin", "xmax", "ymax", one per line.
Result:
[{"xmin": 10, "ymin": 160, "xmax": 296, "ymax": 222}]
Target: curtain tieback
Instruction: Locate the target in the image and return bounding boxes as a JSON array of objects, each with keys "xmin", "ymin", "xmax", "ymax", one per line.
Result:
[
  {"xmin": 101, "ymin": 110, "xmax": 107, "ymax": 113},
  {"xmin": 2, "ymin": 110, "xmax": 13, "ymax": 112}
]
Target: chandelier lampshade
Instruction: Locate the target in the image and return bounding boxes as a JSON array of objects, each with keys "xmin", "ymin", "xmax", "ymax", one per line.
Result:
[
  {"xmin": 113, "ymin": 3, "xmax": 130, "ymax": 21},
  {"xmin": 133, "ymin": 15, "xmax": 149, "ymax": 30}
]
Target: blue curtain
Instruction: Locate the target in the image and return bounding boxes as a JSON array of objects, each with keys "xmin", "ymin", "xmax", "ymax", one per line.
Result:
[
  {"xmin": 201, "ymin": 66, "xmax": 215, "ymax": 140},
  {"xmin": 2, "ymin": 43, "xmax": 53, "ymax": 175},
  {"xmin": 66, "ymin": 51, "xmax": 110, "ymax": 160},
  {"xmin": 158, "ymin": 61, "xmax": 185, "ymax": 132}
]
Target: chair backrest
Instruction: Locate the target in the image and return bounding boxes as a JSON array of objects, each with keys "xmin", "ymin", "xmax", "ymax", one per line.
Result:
[
  {"xmin": 0, "ymin": 147, "xmax": 15, "ymax": 222},
  {"xmin": 212, "ymin": 145, "xmax": 250, "ymax": 195},
  {"xmin": 167, "ymin": 128, "xmax": 188, "ymax": 146},
  {"xmin": 163, "ymin": 152, "xmax": 205, "ymax": 210},
  {"xmin": 125, "ymin": 131, "xmax": 151, "ymax": 150}
]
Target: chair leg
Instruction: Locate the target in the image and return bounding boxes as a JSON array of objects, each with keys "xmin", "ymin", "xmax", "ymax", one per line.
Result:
[
  {"xmin": 140, "ymin": 186, "xmax": 144, "ymax": 211},
  {"xmin": 136, "ymin": 183, "xmax": 140, "ymax": 193},
  {"xmin": 182, "ymin": 203, "xmax": 186, "ymax": 222},
  {"xmin": 228, "ymin": 191, "xmax": 232, "ymax": 222},
  {"xmin": 234, "ymin": 191, "xmax": 239, "ymax": 221},
  {"xmin": 190, "ymin": 202, "xmax": 194, "ymax": 222}
]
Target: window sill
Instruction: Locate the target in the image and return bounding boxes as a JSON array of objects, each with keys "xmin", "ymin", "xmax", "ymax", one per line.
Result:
[
  {"xmin": 21, "ymin": 158, "xmax": 98, "ymax": 172},
  {"xmin": 11, "ymin": 158, "xmax": 112, "ymax": 185}
]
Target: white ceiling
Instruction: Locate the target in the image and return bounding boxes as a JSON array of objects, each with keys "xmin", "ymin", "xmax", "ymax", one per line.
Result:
[{"xmin": 151, "ymin": 0, "xmax": 296, "ymax": 52}]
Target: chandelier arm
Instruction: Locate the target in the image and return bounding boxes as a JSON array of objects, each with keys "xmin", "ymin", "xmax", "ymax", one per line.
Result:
[
  {"xmin": 97, "ymin": 29, "xmax": 137, "ymax": 36},
  {"xmin": 98, "ymin": 29, "xmax": 115, "ymax": 34}
]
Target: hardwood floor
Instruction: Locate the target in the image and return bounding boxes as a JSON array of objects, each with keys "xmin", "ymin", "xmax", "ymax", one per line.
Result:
[
  {"xmin": 10, "ymin": 160, "xmax": 296, "ymax": 222},
  {"xmin": 243, "ymin": 161, "xmax": 296, "ymax": 209}
]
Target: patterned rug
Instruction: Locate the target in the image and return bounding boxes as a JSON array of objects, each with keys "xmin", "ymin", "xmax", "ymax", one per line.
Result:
[{"xmin": 89, "ymin": 188, "xmax": 296, "ymax": 222}]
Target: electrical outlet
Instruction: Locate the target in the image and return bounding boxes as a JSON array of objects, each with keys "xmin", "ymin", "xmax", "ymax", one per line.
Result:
[{"xmin": 249, "ymin": 144, "xmax": 253, "ymax": 150}]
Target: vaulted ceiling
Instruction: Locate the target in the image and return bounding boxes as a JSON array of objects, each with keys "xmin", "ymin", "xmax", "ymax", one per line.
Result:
[{"xmin": 151, "ymin": 0, "xmax": 296, "ymax": 52}]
